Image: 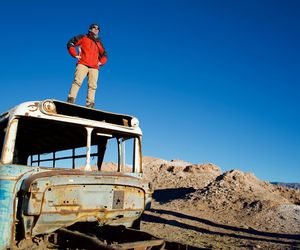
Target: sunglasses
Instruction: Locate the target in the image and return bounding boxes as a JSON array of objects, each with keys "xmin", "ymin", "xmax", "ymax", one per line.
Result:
[{"xmin": 92, "ymin": 26, "xmax": 100, "ymax": 30}]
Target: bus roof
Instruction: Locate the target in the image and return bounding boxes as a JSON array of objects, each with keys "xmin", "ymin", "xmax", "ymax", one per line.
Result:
[{"xmin": 2, "ymin": 99, "xmax": 142, "ymax": 135}]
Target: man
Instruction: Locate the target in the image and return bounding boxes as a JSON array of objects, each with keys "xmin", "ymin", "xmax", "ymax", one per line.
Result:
[{"xmin": 67, "ymin": 24, "xmax": 107, "ymax": 108}]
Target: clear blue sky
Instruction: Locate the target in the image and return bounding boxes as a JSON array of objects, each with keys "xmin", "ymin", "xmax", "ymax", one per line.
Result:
[{"xmin": 0, "ymin": 0, "xmax": 299, "ymax": 182}]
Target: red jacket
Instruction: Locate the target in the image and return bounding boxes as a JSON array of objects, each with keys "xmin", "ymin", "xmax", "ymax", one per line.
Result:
[{"xmin": 67, "ymin": 32, "xmax": 107, "ymax": 69}]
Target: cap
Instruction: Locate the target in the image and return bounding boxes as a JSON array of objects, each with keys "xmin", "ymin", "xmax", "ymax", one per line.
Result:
[{"xmin": 89, "ymin": 24, "xmax": 100, "ymax": 31}]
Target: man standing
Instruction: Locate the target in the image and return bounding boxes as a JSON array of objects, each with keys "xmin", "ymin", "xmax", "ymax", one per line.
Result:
[{"xmin": 67, "ymin": 24, "xmax": 107, "ymax": 108}]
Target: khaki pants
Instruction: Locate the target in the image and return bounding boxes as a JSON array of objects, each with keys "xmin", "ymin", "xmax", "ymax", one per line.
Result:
[{"xmin": 68, "ymin": 64, "xmax": 99, "ymax": 104}]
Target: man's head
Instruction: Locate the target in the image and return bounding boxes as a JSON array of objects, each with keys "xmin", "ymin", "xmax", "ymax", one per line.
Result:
[{"xmin": 89, "ymin": 24, "xmax": 100, "ymax": 36}]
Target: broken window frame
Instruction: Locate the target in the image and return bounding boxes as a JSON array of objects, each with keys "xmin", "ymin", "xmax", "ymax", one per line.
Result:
[{"xmin": 1, "ymin": 117, "xmax": 142, "ymax": 174}]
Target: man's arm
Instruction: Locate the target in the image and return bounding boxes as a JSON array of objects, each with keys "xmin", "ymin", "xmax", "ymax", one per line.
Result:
[
  {"xmin": 67, "ymin": 34, "xmax": 84, "ymax": 58},
  {"xmin": 98, "ymin": 40, "xmax": 108, "ymax": 65}
]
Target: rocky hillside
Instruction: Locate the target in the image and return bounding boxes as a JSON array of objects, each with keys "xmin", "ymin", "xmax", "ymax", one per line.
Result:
[
  {"xmin": 141, "ymin": 156, "xmax": 300, "ymax": 249},
  {"xmin": 142, "ymin": 156, "xmax": 221, "ymax": 189}
]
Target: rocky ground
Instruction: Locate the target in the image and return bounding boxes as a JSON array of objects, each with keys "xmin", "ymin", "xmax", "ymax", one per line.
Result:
[{"xmin": 140, "ymin": 156, "xmax": 300, "ymax": 249}]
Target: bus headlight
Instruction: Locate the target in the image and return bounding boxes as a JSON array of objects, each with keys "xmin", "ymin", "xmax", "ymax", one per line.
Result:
[
  {"xmin": 130, "ymin": 117, "xmax": 139, "ymax": 127},
  {"xmin": 42, "ymin": 100, "xmax": 57, "ymax": 114}
]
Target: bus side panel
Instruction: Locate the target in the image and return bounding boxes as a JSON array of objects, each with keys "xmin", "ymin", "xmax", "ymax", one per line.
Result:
[
  {"xmin": 0, "ymin": 179, "xmax": 16, "ymax": 249},
  {"xmin": 0, "ymin": 165, "xmax": 36, "ymax": 249}
]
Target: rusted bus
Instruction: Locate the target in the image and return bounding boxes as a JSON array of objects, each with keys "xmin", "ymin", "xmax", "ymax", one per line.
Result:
[
  {"xmin": 22, "ymin": 176, "xmax": 146, "ymax": 236},
  {"xmin": 0, "ymin": 99, "xmax": 152, "ymax": 249},
  {"xmin": 23, "ymin": 185, "xmax": 144, "ymax": 237}
]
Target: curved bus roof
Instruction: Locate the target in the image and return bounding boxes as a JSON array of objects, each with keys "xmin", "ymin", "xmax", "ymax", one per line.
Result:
[{"xmin": 1, "ymin": 99, "xmax": 142, "ymax": 136}]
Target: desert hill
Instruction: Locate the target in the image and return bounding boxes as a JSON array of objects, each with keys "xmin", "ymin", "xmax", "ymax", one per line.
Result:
[
  {"xmin": 140, "ymin": 156, "xmax": 300, "ymax": 249},
  {"xmin": 142, "ymin": 156, "xmax": 221, "ymax": 189}
]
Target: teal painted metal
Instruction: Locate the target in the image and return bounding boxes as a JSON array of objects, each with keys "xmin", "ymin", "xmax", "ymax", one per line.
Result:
[
  {"xmin": 0, "ymin": 179, "xmax": 15, "ymax": 249},
  {"xmin": 0, "ymin": 165, "xmax": 36, "ymax": 249}
]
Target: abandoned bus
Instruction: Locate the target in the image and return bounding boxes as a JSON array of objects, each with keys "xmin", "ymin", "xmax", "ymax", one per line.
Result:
[{"xmin": 0, "ymin": 99, "xmax": 152, "ymax": 249}]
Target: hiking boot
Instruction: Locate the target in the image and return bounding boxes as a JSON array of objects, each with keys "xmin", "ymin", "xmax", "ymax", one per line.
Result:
[
  {"xmin": 67, "ymin": 97, "xmax": 75, "ymax": 104},
  {"xmin": 86, "ymin": 102, "xmax": 95, "ymax": 108}
]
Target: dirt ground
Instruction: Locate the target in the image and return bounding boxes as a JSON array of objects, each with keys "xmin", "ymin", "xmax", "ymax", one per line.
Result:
[{"xmin": 140, "ymin": 157, "xmax": 300, "ymax": 249}]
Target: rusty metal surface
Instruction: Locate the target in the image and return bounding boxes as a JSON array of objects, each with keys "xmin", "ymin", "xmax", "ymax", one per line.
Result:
[
  {"xmin": 112, "ymin": 190, "xmax": 125, "ymax": 209},
  {"xmin": 20, "ymin": 172, "xmax": 148, "ymax": 236},
  {"xmin": 21, "ymin": 169, "xmax": 149, "ymax": 190}
]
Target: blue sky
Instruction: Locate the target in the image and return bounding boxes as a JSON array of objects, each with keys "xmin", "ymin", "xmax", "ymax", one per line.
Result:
[{"xmin": 0, "ymin": 0, "xmax": 299, "ymax": 182}]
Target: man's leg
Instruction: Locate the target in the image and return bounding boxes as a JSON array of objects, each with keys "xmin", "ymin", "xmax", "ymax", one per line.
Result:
[
  {"xmin": 86, "ymin": 68, "xmax": 99, "ymax": 108},
  {"xmin": 67, "ymin": 64, "xmax": 89, "ymax": 103}
]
